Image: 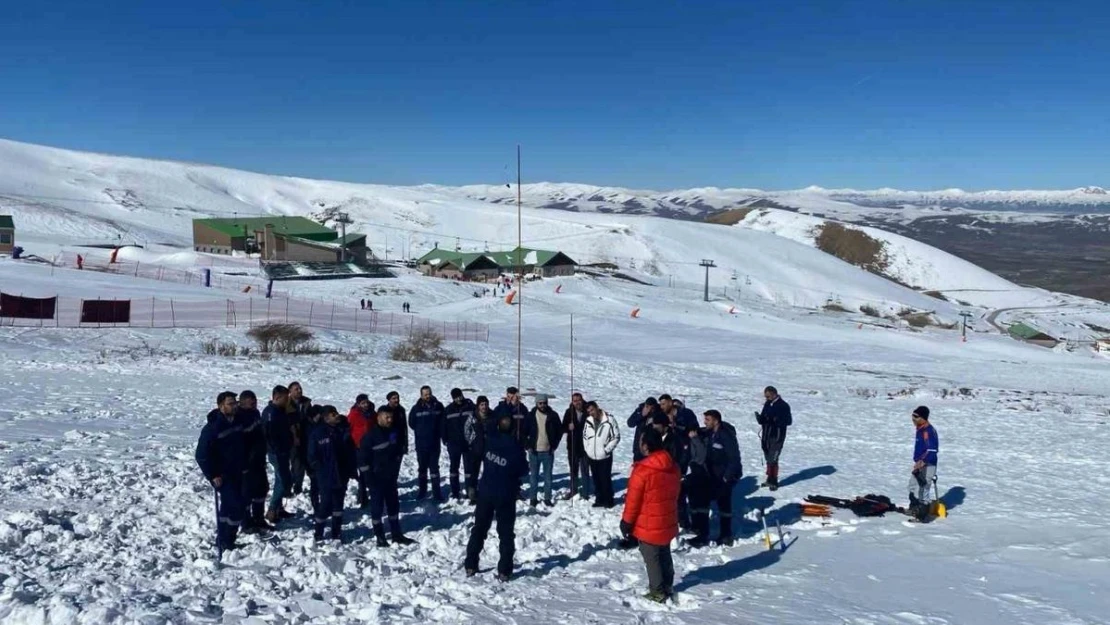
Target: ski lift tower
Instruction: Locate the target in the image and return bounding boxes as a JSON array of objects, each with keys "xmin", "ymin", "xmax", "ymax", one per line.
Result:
[
  {"xmin": 335, "ymin": 212, "xmax": 353, "ymax": 263},
  {"xmin": 700, "ymin": 259, "xmax": 716, "ymax": 302}
]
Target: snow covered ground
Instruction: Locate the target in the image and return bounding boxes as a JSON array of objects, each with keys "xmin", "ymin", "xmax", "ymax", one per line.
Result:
[{"xmin": 1, "ymin": 256, "xmax": 1109, "ymax": 625}]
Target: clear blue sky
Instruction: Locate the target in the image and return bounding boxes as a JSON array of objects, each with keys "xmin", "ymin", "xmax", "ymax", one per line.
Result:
[{"xmin": 2, "ymin": 1, "xmax": 1107, "ymax": 190}]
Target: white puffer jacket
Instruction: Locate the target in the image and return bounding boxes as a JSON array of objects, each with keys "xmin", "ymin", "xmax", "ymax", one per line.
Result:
[{"xmin": 582, "ymin": 411, "xmax": 621, "ymax": 461}]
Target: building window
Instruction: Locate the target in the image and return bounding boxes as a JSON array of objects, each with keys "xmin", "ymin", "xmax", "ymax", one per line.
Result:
[{"xmin": 0, "ymin": 232, "xmax": 11, "ymax": 244}]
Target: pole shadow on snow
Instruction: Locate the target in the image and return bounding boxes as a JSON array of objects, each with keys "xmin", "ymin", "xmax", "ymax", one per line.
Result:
[
  {"xmin": 940, "ymin": 486, "xmax": 966, "ymax": 512},
  {"xmin": 520, "ymin": 537, "xmax": 621, "ymax": 578},
  {"xmin": 674, "ymin": 549, "xmax": 782, "ymax": 592},
  {"xmin": 776, "ymin": 465, "xmax": 837, "ymax": 489}
]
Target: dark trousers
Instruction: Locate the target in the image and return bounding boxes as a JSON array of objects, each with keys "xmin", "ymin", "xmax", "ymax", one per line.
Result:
[
  {"xmin": 216, "ymin": 480, "xmax": 246, "ymax": 547},
  {"xmin": 588, "ymin": 456, "xmax": 614, "ymax": 506},
  {"xmin": 568, "ymin": 448, "xmax": 592, "ymax": 497},
  {"xmin": 416, "ymin": 445, "xmax": 442, "ymax": 499},
  {"xmin": 243, "ymin": 464, "xmax": 269, "ymax": 524},
  {"xmin": 368, "ymin": 478, "xmax": 401, "ymax": 530},
  {"xmin": 463, "ymin": 450, "xmax": 482, "ymax": 499},
  {"xmin": 267, "ymin": 453, "xmax": 292, "ymax": 512},
  {"xmin": 638, "ymin": 541, "xmax": 675, "ymax": 595},
  {"xmin": 677, "ymin": 478, "xmax": 690, "ymax": 528},
  {"xmin": 357, "ymin": 478, "xmax": 369, "ymax": 507},
  {"xmin": 762, "ymin": 432, "xmax": 785, "ymax": 483},
  {"xmin": 447, "ymin": 444, "xmax": 465, "ymax": 498},
  {"xmin": 689, "ymin": 474, "xmax": 734, "ymax": 540},
  {"xmin": 313, "ymin": 486, "xmax": 344, "ymax": 539},
  {"xmin": 291, "ymin": 450, "xmax": 307, "ymax": 494},
  {"xmin": 308, "ymin": 473, "xmax": 320, "ymax": 512},
  {"xmin": 464, "ymin": 497, "xmax": 517, "ymax": 576}
]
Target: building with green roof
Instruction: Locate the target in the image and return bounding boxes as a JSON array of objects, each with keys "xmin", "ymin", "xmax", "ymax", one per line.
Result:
[
  {"xmin": 416, "ymin": 246, "xmax": 577, "ymax": 280},
  {"xmin": 192, "ymin": 216, "xmax": 368, "ymax": 263},
  {"xmin": 0, "ymin": 214, "xmax": 14, "ymax": 255}
]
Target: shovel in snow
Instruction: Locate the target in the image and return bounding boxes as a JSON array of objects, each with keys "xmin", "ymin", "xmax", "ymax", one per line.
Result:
[{"xmin": 930, "ymin": 478, "xmax": 947, "ymax": 519}]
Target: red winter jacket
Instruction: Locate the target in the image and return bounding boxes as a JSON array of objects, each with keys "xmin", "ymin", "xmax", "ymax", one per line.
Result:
[
  {"xmin": 621, "ymin": 449, "xmax": 681, "ymax": 546},
  {"xmin": 348, "ymin": 406, "xmax": 373, "ymax": 449}
]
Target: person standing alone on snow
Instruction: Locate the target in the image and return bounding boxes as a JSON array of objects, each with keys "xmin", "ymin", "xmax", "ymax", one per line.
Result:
[
  {"xmin": 410, "ymin": 385, "xmax": 446, "ymax": 502},
  {"xmin": 307, "ymin": 406, "xmax": 356, "ymax": 542},
  {"xmin": 621, "ymin": 428, "xmax": 681, "ymax": 603},
  {"xmin": 756, "ymin": 386, "xmax": 791, "ymax": 490},
  {"xmin": 908, "ymin": 406, "xmax": 939, "ymax": 521},
  {"xmin": 196, "ymin": 391, "xmax": 248, "ymax": 552},
  {"xmin": 465, "ymin": 412, "xmax": 528, "ymax": 581}
]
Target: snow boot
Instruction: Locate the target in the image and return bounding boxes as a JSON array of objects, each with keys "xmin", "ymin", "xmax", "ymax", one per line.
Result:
[
  {"xmin": 330, "ymin": 517, "xmax": 342, "ymax": 541},
  {"xmin": 643, "ymin": 591, "xmax": 667, "ymax": 603},
  {"xmin": 716, "ymin": 534, "xmax": 735, "ymax": 547},
  {"xmin": 390, "ymin": 519, "xmax": 415, "ymax": 546},
  {"xmin": 313, "ymin": 524, "xmax": 325, "ymax": 542},
  {"xmin": 466, "ymin": 568, "xmax": 478, "ymax": 577},
  {"xmin": 529, "ymin": 498, "xmax": 539, "ymax": 508},
  {"xmin": 373, "ymin": 523, "xmax": 390, "ymax": 547},
  {"xmin": 495, "ymin": 572, "xmax": 511, "ymax": 583},
  {"xmin": 544, "ymin": 498, "xmax": 554, "ymax": 507},
  {"xmin": 265, "ymin": 508, "xmax": 280, "ymax": 524},
  {"xmin": 686, "ymin": 536, "xmax": 710, "ymax": 549}
]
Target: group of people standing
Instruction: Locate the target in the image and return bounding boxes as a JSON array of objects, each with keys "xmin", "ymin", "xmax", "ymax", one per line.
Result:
[{"xmin": 195, "ymin": 382, "xmax": 801, "ymax": 596}]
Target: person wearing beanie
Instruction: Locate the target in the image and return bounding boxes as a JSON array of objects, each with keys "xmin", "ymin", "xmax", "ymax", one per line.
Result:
[
  {"xmin": 444, "ymin": 388, "xmax": 477, "ymax": 500},
  {"xmin": 463, "ymin": 395, "xmax": 493, "ymax": 503},
  {"xmin": 908, "ymin": 406, "xmax": 939, "ymax": 521},
  {"xmin": 755, "ymin": 386, "xmax": 791, "ymax": 491}
]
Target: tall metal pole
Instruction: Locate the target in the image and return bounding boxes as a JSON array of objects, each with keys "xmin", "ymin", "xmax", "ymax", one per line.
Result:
[
  {"xmin": 516, "ymin": 145, "xmax": 523, "ymax": 389},
  {"xmin": 700, "ymin": 259, "xmax": 716, "ymax": 302},
  {"xmin": 570, "ymin": 313, "xmax": 574, "ymax": 396}
]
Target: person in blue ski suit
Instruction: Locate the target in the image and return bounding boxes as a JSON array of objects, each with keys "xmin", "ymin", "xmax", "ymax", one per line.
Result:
[
  {"xmin": 443, "ymin": 388, "xmax": 476, "ymax": 500},
  {"xmin": 464, "ymin": 412, "xmax": 529, "ymax": 581},
  {"xmin": 409, "ymin": 386, "xmax": 446, "ymax": 501},
  {"xmin": 908, "ymin": 406, "xmax": 939, "ymax": 520},
  {"xmin": 358, "ymin": 407, "xmax": 416, "ymax": 547},
  {"xmin": 307, "ymin": 405, "xmax": 356, "ymax": 541},
  {"xmin": 195, "ymin": 391, "xmax": 248, "ymax": 551}
]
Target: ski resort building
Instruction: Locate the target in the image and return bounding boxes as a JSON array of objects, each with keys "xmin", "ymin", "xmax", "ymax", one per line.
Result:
[
  {"xmin": 0, "ymin": 215, "xmax": 13, "ymax": 255},
  {"xmin": 1007, "ymin": 322, "xmax": 1059, "ymax": 348},
  {"xmin": 416, "ymin": 246, "xmax": 577, "ymax": 280},
  {"xmin": 192, "ymin": 217, "xmax": 368, "ymax": 263}
]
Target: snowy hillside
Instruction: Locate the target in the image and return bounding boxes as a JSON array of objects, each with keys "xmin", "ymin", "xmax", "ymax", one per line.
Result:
[{"xmin": 0, "ymin": 138, "xmax": 997, "ymax": 317}]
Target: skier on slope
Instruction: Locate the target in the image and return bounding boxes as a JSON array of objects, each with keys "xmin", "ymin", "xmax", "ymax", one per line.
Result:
[
  {"xmin": 756, "ymin": 385, "xmax": 791, "ymax": 491},
  {"xmin": 235, "ymin": 390, "xmax": 273, "ymax": 533},
  {"xmin": 307, "ymin": 406, "xmax": 356, "ymax": 542},
  {"xmin": 358, "ymin": 407, "xmax": 416, "ymax": 547},
  {"xmin": 463, "ymin": 396, "xmax": 493, "ymax": 504},
  {"xmin": 444, "ymin": 388, "xmax": 477, "ymax": 500},
  {"xmin": 908, "ymin": 406, "xmax": 939, "ymax": 521},
  {"xmin": 621, "ymin": 428, "xmax": 681, "ymax": 603},
  {"xmin": 347, "ymin": 394, "xmax": 375, "ymax": 508},
  {"xmin": 465, "ymin": 411, "xmax": 529, "ymax": 581},
  {"xmin": 687, "ymin": 409, "xmax": 742, "ymax": 547},
  {"xmin": 195, "ymin": 391, "xmax": 248, "ymax": 552},
  {"xmin": 562, "ymin": 392, "xmax": 591, "ymax": 500},
  {"xmin": 262, "ymin": 385, "xmax": 295, "ymax": 524},
  {"xmin": 409, "ymin": 385, "xmax": 446, "ymax": 502}
]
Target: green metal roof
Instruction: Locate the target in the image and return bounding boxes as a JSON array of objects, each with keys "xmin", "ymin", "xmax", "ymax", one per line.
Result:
[
  {"xmin": 416, "ymin": 247, "xmax": 575, "ymax": 269},
  {"xmin": 1007, "ymin": 322, "xmax": 1054, "ymax": 340},
  {"xmin": 0, "ymin": 215, "xmax": 13, "ymax": 229},
  {"xmin": 195, "ymin": 216, "xmax": 337, "ymax": 241},
  {"xmin": 336, "ymin": 232, "xmax": 367, "ymax": 245}
]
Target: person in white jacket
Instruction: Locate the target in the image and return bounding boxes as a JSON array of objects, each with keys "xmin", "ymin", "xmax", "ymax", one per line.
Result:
[{"xmin": 582, "ymin": 401, "xmax": 621, "ymax": 508}]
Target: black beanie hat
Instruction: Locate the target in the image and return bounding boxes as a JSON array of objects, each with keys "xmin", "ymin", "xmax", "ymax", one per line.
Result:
[
  {"xmin": 913, "ymin": 406, "xmax": 930, "ymax": 420},
  {"xmin": 476, "ymin": 395, "xmax": 489, "ymax": 406},
  {"xmin": 451, "ymin": 388, "xmax": 463, "ymax": 399}
]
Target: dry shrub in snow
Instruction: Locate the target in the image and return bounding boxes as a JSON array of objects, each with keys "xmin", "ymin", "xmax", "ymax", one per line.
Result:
[
  {"xmin": 247, "ymin": 324, "xmax": 318, "ymax": 354},
  {"xmin": 391, "ymin": 328, "xmax": 459, "ymax": 369}
]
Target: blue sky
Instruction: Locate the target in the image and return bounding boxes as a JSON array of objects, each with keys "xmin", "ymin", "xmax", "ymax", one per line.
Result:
[{"xmin": 1, "ymin": 1, "xmax": 1107, "ymax": 190}]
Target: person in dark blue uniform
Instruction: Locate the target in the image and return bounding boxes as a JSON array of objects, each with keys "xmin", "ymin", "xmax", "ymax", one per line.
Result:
[
  {"xmin": 465, "ymin": 412, "xmax": 528, "ymax": 581},
  {"xmin": 195, "ymin": 391, "xmax": 248, "ymax": 551},
  {"xmin": 410, "ymin": 385, "xmax": 446, "ymax": 501},
  {"xmin": 307, "ymin": 405, "xmax": 356, "ymax": 541},
  {"xmin": 358, "ymin": 407, "xmax": 417, "ymax": 547},
  {"xmin": 756, "ymin": 386, "xmax": 791, "ymax": 490},
  {"xmin": 262, "ymin": 385, "xmax": 294, "ymax": 524},
  {"xmin": 687, "ymin": 409, "xmax": 742, "ymax": 548},
  {"xmin": 443, "ymin": 388, "xmax": 476, "ymax": 500},
  {"xmin": 235, "ymin": 390, "xmax": 273, "ymax": 533}
]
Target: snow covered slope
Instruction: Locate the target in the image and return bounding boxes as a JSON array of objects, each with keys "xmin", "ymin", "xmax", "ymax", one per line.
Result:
[
  {"xmin": 0, "ymin": 138, "xmax": 989, "ymax": 317},
  {"xmin": 2, "ymin": 255, "xmax": 1110, "ymax": 624}
]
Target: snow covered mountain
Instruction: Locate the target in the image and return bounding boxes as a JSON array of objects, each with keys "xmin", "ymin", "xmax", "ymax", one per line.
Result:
[{"xmin": 0, "ymin": 137, "xmax": 1046, "ymax": 315}]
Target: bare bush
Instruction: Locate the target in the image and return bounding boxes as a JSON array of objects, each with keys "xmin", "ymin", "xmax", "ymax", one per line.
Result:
[
  {"xmin": 903, "ymin": 313, "xmax": 933, "ymax": 328},
  {"xmin": 202, "ymin": 339, "xmax": 249, "ymax": 357},
  {"xmin": 823, "ymin": 299, "xmax": 850, "ymax": 313},
  {"xmin": 391, "ymin": 328, "xmax": 460, "ymax": 366},
  {"xmin": 923, "ymin": 290, "xmax": 950, "ymax": 302},
  {"xmin": 247, "ymin": 324, "xmax": 316, "ymax": 354},
  {"xmin": 815, "ymin": 222, "xmax": 889, "ymax": 274},
  {"xmin": 859, "ymin": 304, "xmax": 882, "ymax": 318}
]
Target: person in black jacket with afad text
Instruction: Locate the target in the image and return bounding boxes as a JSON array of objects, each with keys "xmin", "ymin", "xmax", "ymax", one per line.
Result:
[
  {"xmin": 464, "ymin": 412, "xmax": 528, "ymax": 582},
  {"xmin": 756, "ymin": 386, "xmax": 791, "ymax": 491}
]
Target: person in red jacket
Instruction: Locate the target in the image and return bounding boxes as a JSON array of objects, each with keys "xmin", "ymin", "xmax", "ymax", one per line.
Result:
[
  {"xmin": 621, "ymin": 428, "xmax": 681, "ymax": 603},
  {"xmin": 347, "ymin": 394, "xmax": 375, "ymax": 508}
]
